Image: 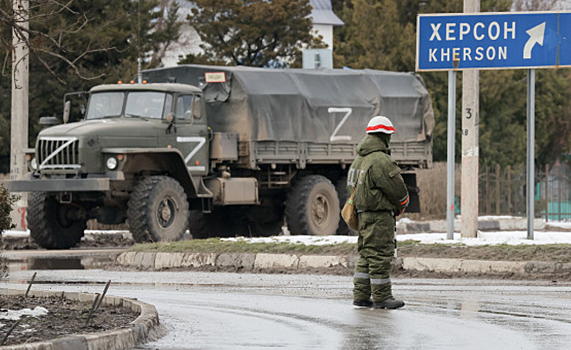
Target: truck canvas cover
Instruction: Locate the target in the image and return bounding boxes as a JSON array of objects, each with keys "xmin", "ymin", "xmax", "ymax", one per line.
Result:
[{"xmin": 143, "ymin": 65, "xmax": 435, "ymax": 144}]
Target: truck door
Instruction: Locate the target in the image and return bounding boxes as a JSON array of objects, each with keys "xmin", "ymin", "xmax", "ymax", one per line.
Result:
[{"xmin": 173, "ymin": 94, "xmax": 209, "ymax": 176}]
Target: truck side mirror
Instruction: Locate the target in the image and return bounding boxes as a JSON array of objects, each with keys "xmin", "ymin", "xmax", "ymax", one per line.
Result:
[
  {"xmin": 39, "ymin": 116, "xmax": 59, "ymax": 128},
  {"xmin": 63, "ymin": 101, "xmax": 71, "ymax": 123},
  {"xmin": 166, "ymin": 113, "xmax": 176, "ymax": 134}
]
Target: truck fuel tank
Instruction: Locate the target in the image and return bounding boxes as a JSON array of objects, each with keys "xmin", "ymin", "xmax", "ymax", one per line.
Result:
[{"xmin": 205, "ymin": 177, "xmax": 258, "ymax": 205}]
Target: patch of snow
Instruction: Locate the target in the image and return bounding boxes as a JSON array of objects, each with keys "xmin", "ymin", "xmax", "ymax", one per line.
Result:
[
  {"xmin": 0, "ymin": 307, "xmax": 49, "ymax": 321},
  {"xmin": 223, "ymin": 230, "xmax": 571, "ymax": 247}
]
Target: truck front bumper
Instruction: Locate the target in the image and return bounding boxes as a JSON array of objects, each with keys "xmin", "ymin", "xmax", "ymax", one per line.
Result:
[{"xmin": 5, "ymin": 178, "xmax": 110, "ymax": 192}]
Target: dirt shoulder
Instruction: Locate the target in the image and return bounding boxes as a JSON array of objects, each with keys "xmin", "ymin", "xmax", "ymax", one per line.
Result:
[{"xmin": 128, "ymin": 238, "xmax": 571, "ymax": 263}]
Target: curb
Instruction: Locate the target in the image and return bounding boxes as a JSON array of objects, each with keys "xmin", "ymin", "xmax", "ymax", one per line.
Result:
[
  {"xmin": 117, "ymin": 251, "xmax": 357, "ymax": 270},
  {"xmin": 116, "ymin": 252, "xmax": 567, "ymax": 278},
  {"xmin": 0, "ymin": 288, "xmax": 161, "ymax": 350}
]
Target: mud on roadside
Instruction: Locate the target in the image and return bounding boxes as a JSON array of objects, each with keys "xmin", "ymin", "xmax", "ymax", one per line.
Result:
[
  {"xmin": 1, "ymin": 233, "xmax": 134, "ymax": 251},
  {"xmin": 0, "ymin": 294, "xmax": 138, "ymax": 347}
]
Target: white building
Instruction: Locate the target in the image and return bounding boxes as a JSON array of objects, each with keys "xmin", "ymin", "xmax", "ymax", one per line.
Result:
[{"xmin": 309, "ymin": 0, "xmax": 344, "ymax": 49}]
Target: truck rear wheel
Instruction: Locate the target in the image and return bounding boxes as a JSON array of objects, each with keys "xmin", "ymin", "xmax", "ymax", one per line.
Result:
[
  {"xmin": 127, "ymin": 176, "xmax": 189, "ymax": 243},
  {"xmin": 285, "ymin": 175, "xmax": 340, "ymax": 236},
  {"xmin": 27, "ymin": 192, "xmax": 87, "ymax": 249}
]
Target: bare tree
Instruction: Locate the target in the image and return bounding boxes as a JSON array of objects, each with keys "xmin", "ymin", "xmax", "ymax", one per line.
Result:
[
  {"xmin": 0, "ymin": 0, "xmax": 124, "ymax": 83},
  {"xmin": 512, "ymin": 0, "xmax": 562, "ymax": 11},
  {"xmin": 1, "ymin": 0, "xmax": 184, "ymax": 83}
]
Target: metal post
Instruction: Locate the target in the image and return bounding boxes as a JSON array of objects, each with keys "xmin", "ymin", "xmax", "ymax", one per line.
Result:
[
  {"xmin": 137, "ymin": 57, "xmax": 142, "ymax": 84},
  {"xmin": 527, "ymin": 69, "xmax": 535, "ymax": 240},
  {"xmin": 447, "ymin": 70, "xmax": 456, "ymax": 240},
  {"xmin": 461, "ymin": 0, "xmax": 480, "ymax": 238},
  {"xmin": 10, "ymin": 0, "xmax": 29, "ymax": 231},
  {"xmin": 545, "ymin": 164, "xmax": 549, "ymax": 222}
]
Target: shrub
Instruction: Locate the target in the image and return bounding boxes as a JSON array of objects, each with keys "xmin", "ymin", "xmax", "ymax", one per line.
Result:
[
  {"xmin": 0, "ymin": 184, "xmax": 18, "ymax": 280},
  {"xmin": 0, "ymin": 184, "xmax": 18, "ymax": 233}
]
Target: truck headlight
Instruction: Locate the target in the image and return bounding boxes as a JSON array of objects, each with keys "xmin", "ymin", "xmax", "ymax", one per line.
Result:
[
  {"xmin": 106, "ymin": 157, "xmax": 118, "ymax": 170},
  {"xmin": 30, "ymin": 157, "xmax": 38, "ymax": 170}
]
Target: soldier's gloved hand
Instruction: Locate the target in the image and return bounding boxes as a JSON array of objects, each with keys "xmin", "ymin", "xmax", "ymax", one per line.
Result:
[{"xmin": 395, "ymin": 208, "xmax": 405, "ymax": 216}]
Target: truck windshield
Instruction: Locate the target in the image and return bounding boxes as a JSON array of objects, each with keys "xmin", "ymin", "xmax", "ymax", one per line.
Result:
[
  {"xmin": 86, "ymin": 91, "xmax": 170, "ymax": 120},
  {"xmin": 86, "ymin": 92, "xmax": 124, "ymax": 119}
]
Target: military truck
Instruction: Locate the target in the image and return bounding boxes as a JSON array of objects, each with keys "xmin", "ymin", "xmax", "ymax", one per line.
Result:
[{"xmin": 7, "ymin": 65, "xmax": 434, "ymax": 249}]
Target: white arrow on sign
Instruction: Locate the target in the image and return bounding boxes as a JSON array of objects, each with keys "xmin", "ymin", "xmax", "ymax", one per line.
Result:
[{"xmin": 523, "ymin": 22, "xmax": 546, "ymax": 59}]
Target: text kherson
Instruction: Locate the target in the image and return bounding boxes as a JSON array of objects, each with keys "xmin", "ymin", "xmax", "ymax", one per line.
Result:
[{"xmin": 427, "ymin": 21, "xmax": 515, "ymax": 63}]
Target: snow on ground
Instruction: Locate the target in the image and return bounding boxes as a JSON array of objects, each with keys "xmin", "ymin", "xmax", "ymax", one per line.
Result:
[
  {"xmin": 222, "ymin": 230, "xmax": 571, "ymax": 246},
  {"xmin": 3, "ymin": 216, "xmax": 571, "ymax": 246},
  {"xmin": 0, "ymin": 306, "xmax": 49, "ymax": 326}
]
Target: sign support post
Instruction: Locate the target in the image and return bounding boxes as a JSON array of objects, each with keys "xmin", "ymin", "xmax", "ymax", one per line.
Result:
[
  {"xmin": 446, "ymin": 70, "xmax": 456, "ymax": 240},
  {"xmin": 526, "ymin": 69, "xmax": 535, "ymax": 240}
]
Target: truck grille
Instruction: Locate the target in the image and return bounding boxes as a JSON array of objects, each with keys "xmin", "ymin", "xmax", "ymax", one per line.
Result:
[{"xmin": 37, "ymin": 137, "xmax": 80, "ymax": 170}]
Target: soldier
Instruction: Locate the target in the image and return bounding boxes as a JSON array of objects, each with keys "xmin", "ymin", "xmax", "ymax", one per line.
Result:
[{"xmin": 347, "ymin": 116, "xmax": 409, "ymax": 309}]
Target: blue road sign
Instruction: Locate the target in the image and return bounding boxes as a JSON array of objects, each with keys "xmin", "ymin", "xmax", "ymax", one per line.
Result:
[{"xmin": 416, "ymin": 12, "xmax": 571, "ymax": 71}]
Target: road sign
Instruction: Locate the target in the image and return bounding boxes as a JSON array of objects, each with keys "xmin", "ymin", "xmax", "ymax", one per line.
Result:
[{"xmin": 416, "ymin": 11, "xmax": 571, "ymax": 71}]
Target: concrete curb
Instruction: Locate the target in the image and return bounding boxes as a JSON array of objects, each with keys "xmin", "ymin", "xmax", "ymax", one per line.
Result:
[
  {"xmin": 117, "ymin": 251, "xmax": 357, "ymax": 270},
  {"xmin": 116, "ymin": 252, "xmax": 566, "ymax": 278},
  {"xmin": 0, "ymin": 288, "xmax": 161, "ymax": 350}
]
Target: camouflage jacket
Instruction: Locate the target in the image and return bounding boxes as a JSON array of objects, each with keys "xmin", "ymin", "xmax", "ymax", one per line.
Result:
[{"xmin": 347, "ymin": 134, "xmax": 409, "ymax": 212}]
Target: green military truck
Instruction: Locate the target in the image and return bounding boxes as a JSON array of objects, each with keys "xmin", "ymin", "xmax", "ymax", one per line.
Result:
[{"xmin": 7, "ymin": 65, "xmax": 434, "ymax": 249}]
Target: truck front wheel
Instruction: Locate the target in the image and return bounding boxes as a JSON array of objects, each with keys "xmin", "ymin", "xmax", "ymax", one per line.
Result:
[
  {"xmin": 127, "ymin": 176, "xmax": 189, "ymax": 243},
  {"xmin": 285, "ymin": 175, "xmax": 340, "ymax": 236},
  {"xmin": 27, "ymin": 192, "xmax": 87, "ymax": 249}
]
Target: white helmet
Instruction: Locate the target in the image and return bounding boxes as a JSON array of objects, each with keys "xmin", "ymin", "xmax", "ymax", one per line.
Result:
[{"xmin": 366, "ymin": 116, "xmax": 395, "ymax": 134}]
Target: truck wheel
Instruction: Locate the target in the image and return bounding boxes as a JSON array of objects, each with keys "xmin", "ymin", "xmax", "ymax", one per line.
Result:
[
  {"xmin": 335, "ymin": 177, "xmax": 358, "ymax": 236},
  {"xmin": 188, "ymin": 208, "xmax": 249, "ymax": 239},
  {"xmin": 285, "ymin": 175, "xmax": 340, "ymax": 236},
  {"xmin": 127, "ymin": 176, "xmax": 189, "ymax": 243},
  {"xmin": 27, "ymin": 192, "xmax": 87, "ymax": 249}
]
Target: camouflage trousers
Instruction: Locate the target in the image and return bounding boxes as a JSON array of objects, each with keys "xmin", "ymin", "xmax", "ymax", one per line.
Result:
[{"xmin": 353, "ymin": 211, "xmax": 395, "ymax": 303}]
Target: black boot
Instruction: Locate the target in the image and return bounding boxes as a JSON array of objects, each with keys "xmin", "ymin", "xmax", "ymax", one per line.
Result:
[
  {"xmin": 352, "ymin": 299, "xmax": 373, "ymax": 309},
  {"xmin": 373, "ymin": 297, "xmax": 405, "ymax": 309}
]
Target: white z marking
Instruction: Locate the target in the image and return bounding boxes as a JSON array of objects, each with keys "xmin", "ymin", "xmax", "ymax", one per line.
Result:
[
  {"xmin": 176, "ymin": 136, "xmax": 206, "ymax": 171},
  {"xmin": 328, "ymin": 107, "xmax": 353, "ymax": 142}
]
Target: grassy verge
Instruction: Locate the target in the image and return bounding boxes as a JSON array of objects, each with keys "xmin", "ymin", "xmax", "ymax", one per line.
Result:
[
  {"xmin": 130, "ymin": 238, "xmax": 571, "ymax": 262},
  {"xmin": 397, "ymin": 241, "xmax": 571, "ymax": 262},
  {"xmin": 130, "ymin": 238, "xmax": 358, "ymax": 256}
]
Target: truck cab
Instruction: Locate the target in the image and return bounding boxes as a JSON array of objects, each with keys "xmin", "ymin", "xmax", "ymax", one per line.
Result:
[{"xmin": 10, "ymin": 83, "xmax": 215, "ymax": 248}]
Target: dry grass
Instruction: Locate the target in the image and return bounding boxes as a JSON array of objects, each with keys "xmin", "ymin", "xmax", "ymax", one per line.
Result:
[{"xmin": 405, "ymin": 162, "xmax": 459, "ymax": 221}]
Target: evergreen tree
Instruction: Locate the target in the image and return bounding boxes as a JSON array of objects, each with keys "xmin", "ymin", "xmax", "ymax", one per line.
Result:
[{"xmin": 183, "ymin": 0, "xmax": 323, "ymax": 67}]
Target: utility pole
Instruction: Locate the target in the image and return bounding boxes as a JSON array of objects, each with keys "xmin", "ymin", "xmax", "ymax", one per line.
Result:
[
  {"xmin": 461, "ymin": 0, "xmax": 480, "ymax": 238},
  {"xmin": 10, "ymin": 0, "xmax": 30, "ymax": 230}
]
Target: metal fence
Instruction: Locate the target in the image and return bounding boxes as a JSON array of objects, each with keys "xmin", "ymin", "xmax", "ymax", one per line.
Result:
[{"xmin": 478, "ymin": 161, "xmax": 571, "ymax": 220}]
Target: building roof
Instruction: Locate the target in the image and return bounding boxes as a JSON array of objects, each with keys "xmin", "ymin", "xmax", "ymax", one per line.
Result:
[{"xmin": 310, "ymin": 0, "xmax": 344, "ymax": 26}]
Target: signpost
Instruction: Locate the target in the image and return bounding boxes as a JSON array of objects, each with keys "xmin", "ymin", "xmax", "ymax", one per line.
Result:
[{"xmin": 416, "ymin": 11, "xmax": 571, "ymax": 240}]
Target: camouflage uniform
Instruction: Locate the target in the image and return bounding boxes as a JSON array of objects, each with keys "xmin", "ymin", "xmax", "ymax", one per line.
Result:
[{"xmin": 347, "ymin": 133, "xmax": 409, "ymax": 303}]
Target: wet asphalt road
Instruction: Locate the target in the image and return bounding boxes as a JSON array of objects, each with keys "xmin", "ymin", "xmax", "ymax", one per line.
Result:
[{"xmin": 3, "ymin": 251, "xmax": 571, "ymax": 350}]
